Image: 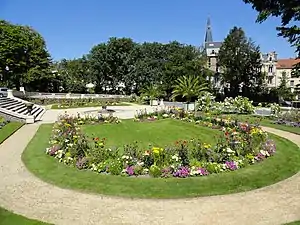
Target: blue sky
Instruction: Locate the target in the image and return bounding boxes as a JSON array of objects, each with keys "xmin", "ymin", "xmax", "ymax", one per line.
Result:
[{"xmin": 0, "ymin": 0, "xmax": 296, "ymax": 60}]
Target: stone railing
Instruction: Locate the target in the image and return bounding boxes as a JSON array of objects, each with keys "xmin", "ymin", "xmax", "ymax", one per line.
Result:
[{"xmin": 12, "ymin": 90, "xmax": 130, "ymax": 99}]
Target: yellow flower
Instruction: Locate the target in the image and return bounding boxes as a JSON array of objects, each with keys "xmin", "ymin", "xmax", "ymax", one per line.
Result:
[
  {"xmin": 152, "ymin": 147, "xmax": 163, "ymax": 154},
  {"xmin": 203, "ymin": 143, "xmax": 211, "ymax": 149}
]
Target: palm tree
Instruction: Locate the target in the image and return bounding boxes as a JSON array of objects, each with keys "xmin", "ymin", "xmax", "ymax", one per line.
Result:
[
  {"xmin": 171, "ymin": 75, "xmax": 209, "ymax": 110},
  {"xmin": 140, "ymin": 84, "xmax": 163, "ymax": 106}
]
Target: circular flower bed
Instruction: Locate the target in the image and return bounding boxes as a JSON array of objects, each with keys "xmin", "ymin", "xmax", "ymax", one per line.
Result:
[{"xmin": 45, "ymin": 108, "xmax": 277, "ymax": 179}]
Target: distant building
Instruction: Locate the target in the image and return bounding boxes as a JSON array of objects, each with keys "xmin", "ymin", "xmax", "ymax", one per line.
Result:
[
  {"xmin": 204, "ymin": 17, "xmax": 222, "ymax": 73},
  {"xmin": 203, "ymin": 18, "xmax": 299, "ymax": 99},
  {"xmin": 261, "ymin": 51, "xmax": 278, "ymax": 88},
  {"xmin": 203, "ymin": 18, "xmax": 222, "ymax": 91},
  {"xmin": 276, "ymin": 58, "xmax": 300, "ymax": 99}
]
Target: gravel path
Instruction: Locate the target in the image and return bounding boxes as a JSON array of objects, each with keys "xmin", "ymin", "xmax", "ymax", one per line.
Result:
[{"xmin": 0, "ymin": 110, "xmax": 300, "ymax": 224}]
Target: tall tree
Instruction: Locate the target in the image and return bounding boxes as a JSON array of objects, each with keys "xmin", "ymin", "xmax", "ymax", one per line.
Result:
[
  {"xmin": 218, "ymin": 27, "xmax": 263, "ymax": 97},
  {"xmin": 243, "ymin": 0, "xmax": 300, "ymax": 76},
  {"xmin": 54, "ymin": 57, "xmax": 91, "ymax": 93},
  {"xmin": 0, "ymin": 20, "xmax": 51, "ymax": 91}
]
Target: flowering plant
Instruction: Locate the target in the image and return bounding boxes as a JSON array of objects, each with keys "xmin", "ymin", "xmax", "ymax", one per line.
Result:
[{"xmin": 46, "ymin": 109, "xmax": 276, "ymax": 179}]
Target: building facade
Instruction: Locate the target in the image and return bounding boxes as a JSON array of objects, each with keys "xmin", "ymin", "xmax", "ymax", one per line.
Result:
[
  {"xmin": 276, "ymin": 58, "xmax": 300, "ymax": 98},
  {"xmin": 203, "ymin": 18, "xmax": 300, "ymax": 98},
  {"xmin": 261, "ymin": 52, "xmax": 278, "ymax": 88}
]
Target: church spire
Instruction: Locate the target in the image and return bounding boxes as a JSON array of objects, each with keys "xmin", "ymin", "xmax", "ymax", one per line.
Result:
[{"xmin": 204, "ymin": 17, "xmax": 213, "ymax": 43}]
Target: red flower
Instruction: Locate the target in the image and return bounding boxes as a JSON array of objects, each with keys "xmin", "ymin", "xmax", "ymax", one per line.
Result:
[
  {"xmin": 94, "ymin": 137, "xmax": 99, "ymax": 141},
  {"xmin": 225, "ymin": 131, "xmax": 229, "ymax": 136}
]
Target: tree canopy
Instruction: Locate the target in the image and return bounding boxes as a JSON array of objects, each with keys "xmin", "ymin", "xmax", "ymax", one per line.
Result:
[
  {"xmin": 218, "ymin": 27, "xmax": 263, "ymax": 97},
  {"xmin": 0, "ymin": 20, "xmax": 52, "ymax": 90},
  {"xmin": 243, "ymin": 0, "xmax": 300, "ymax": 75}
]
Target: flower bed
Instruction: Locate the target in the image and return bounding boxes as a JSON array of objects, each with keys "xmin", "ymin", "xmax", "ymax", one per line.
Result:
[{"xmin": 45, "ymin": 108, "xmax": 276, "ymax": 179}]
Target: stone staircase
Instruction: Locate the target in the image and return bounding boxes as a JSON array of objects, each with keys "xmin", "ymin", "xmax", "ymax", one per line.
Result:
[{"xmin": 0, "ymin": 97, "xmax": 45, "ymax": 123}]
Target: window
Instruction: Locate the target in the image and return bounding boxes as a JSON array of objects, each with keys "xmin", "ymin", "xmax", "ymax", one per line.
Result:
[
  {"xmin": 211, "ymin": 50, "xmax": 215, "ymax": 54},
  {"xmin": 269, "ymin": 57, "xmax": 272, "ymax": 61},
  {"xmin": 268, "ymin": 65, "xmax": 273, "ymax": 73},
  {"xmin": 290, "ymin": 80, "xmax": 294, "ymax": 87},
  {"xmin": 267, "ymin": 77, "xmax": 273, "ymax": 84}
]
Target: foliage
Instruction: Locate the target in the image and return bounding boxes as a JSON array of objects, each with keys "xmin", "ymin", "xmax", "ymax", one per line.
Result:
[
  {"xmin": 171, "ymin": 75, "xmax": 208, "ymax": 103},
  {"xmin": 196, "ymin": 92, "xmax": 216, "ymax": 113},
  {"xmin": 46, "ymin": 110, "xmax": 276, "ymax": 179},
  {"xmin": 243, "ymin": 0, "xmax": 300, "ymax": 76},
  {"xmin": 140, "ymin": 84, "xmax": 164, "ymax": 101},
  {"xmin": 26, "ymin": 97, "xmax": 130, "ymax": 107},
  {"xmin": 218, "ymin": 27, "xmax": 264, "ymax": 97},
  {"xmin": 277, "ymin": 71, "xmax": 295, "ymax": 100},
  {"xmin": 0, "ymin": 20, "xmax": 52, "ymax": 91},
  {"xmin": 196, "ymin": 95, "xmax": 255, "ymax": 114},
  {"xmin": 268, "ymin": 103, "xmax": 281, "ymax": 117}
]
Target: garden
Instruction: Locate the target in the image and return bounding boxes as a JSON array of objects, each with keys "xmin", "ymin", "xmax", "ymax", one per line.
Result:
[
  {"xmin": 22, "ymin": 106, "xmax": 300, "ymax": 198},
  {"xmin": 196, "ymin": 93, "xmax": 300, "ymax": 135}
]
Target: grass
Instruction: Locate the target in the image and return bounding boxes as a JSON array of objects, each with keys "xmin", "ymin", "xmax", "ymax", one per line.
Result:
[
  {"xmin": 51, "ymin": 102, "xmax": 131, "ymax": 109},
  {"xmin": 0, "ymin": 207, "xmax": 50, "ymax": 225},
  {"xmin": 225, "ymin": 114, "xmax": 300, "ymax": 135},
  {"xmin": 22, "ymin": 120, "xmax": 300, "ymax": 199},
  {"xmin": 82, "ymin": 119, "xmax": 219, "ymax": 148},
  {"xmin": 0, "ymin": 122, "xmax": 24, "ymax": 144},
  {"xmin": 285, "ymin": 222, "xmax": 300, "ymax": 225}
]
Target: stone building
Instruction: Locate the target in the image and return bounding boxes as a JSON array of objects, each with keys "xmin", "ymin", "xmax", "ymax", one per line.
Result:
[
  {"xmin": 261, "ymin": 51, "xmax": 278, "ymax": 88},
  {"xmin": 204, "ymin": 18, "xmax": 222, "ymax": 73}
]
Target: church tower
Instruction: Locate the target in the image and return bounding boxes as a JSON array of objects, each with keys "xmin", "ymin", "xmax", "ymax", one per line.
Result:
[
  {"xmin": 204, "ymin": 17, "xmax": 213, "ymax": 43},
  {"xmin": 203, "ymin": 17, "xmax": 222, "ymax": 73}
]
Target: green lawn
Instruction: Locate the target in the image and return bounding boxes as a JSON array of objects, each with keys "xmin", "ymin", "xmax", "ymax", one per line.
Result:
[
  {"xmin": 225, "ymin": 114, "xmax": 300, "ymax": 135},
  {"xmin": 285, "ymin": 222, "xmax": 300, "ymax": 225},
  {"xmin": 0, "ymin": 122, "xmax": 24, "ymax": 144},
  {"xmin": 51, "ymin": 102, "xmax": 131, "ymax": 109},
  {"xmin": 22, "ymin": 120, "xmax": 300, "ymax": 198},
  {"xmin": 83, "ymin": 119, "xmax": 219, "ymax": 148},
  {"xmin": 0, "ymin": 207, "xmax": 50, "ymax": 225}
]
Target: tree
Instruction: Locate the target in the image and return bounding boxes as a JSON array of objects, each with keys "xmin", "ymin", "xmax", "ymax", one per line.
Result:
[
  {"xmin": 54, "ymin": 57, "xmax": 91, "ymax": 93},
  {"xmin": 162, "ymin": 42, "xmax": 208, "ymax": 98},
  {"xmin": 0, "ymin": 20, "xmax": 52, "ymax": 91},
  {"xmin": 171, "ymin": 75, "xmax": 208, "ymax": 105},
  {"xmin": 217, "ymin": 27, "xmax": 263, "ymax": 97},
  {"xmin": 243, "ymin": 0, "xmax": 300, "ymax": 76},
  {"xmin": 140, "ymin": 84, "xmax": 164, "ymax": 105},
  {"xmin": 277, "ymin": 71, "xmax": 295, "ymax": 101}
]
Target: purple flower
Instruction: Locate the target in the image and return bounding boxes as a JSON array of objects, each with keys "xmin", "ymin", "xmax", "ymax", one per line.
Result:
[
  {"xmin": 263, "ymin": 140, "xmax": 276, "ymax": 155},
  {"xmin": 173, "ymin": 166, "xmax": 190, "ymax": 178},
  {"xmin": 198, "ymin": 167, "xmax": 209, "ymax": 176},
  {"xmin": 49, "ymin": 145, "xmax": 60, "ymax": 156},
  {"xmin": 76, "ymin": 157, "xmax": 88, "ymax": 169},
  {"xmin": 126, "ymin": 166, "xmax": 135, "ymax": 176},
  {"xmin": 255, "ymin": 153, "xmax": 265, "ymax": 161},
  {"xmin": 225, "ymin": 161, "xmax": 238, "ymax": 171},
  {"xmin": 161, "ymin": 167, "xmax": 173, "ymax": 178}
]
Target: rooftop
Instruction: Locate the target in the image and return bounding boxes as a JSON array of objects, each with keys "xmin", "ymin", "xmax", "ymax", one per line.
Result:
[
  {"xmin": 205, "ymin": 42, "xmax": 222, "ymax": 49},
  {"xmin": 277, "ymin": 58, "xmax": 300, "ymax": 69}
]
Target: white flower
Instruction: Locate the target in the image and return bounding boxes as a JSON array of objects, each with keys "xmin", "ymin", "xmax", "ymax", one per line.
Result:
[
  {"xmin": 162, "ymin": 114, "xmax": 169, "ymax": 118},
  {"xmin": 226, "ymin": 147, "xmax": 234, "ymax": 153}
]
